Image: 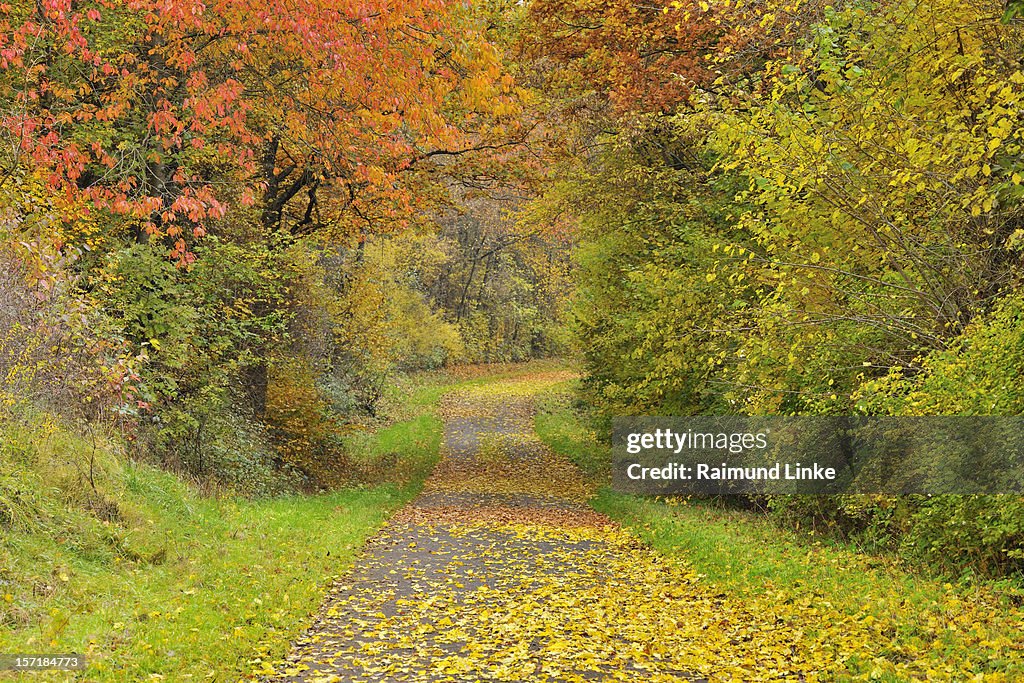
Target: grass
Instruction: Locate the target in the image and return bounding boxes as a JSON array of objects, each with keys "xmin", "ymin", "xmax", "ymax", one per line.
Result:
[
  {"xmin": 6, "ymin": 364, "xmax": 1020, "ymax": 680},
  {"xmin": 0, "ymin": 360, "xmax": 564, "ymax": 681},
  {"xmin": 0, "ymin": 416, "xmax": 406, "ymax": 682},
  {"xmin": 534, "ymin": 379, "xmax": 1024, "ymax": 681},
  {"xmin": 533, "ymin": 385, "xmax": 607, "ymax": 481}
]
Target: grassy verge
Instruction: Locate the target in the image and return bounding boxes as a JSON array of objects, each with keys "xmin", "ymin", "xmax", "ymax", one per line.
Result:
[
  {"xmin": 0, "ymin": 415, "xmax": 409, "ymax": 682},
  {"xmin": 0, "ymin": 361, "xmax": 561, "ymax": 681},
  {"xmin": 533, "ymin": 384, "xmax": 607, "ymax": 482},
  {"xmin": 534, "ymin": 380, "xmax": 1024, "ymax": 680}
]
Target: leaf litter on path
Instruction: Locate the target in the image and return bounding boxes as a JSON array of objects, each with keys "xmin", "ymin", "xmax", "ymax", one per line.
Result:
[{"xmin": 261, "ymin": 375, "xmax": 976, "ymax": 682}]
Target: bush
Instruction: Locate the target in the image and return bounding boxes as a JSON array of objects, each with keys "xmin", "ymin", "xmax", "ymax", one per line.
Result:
[
  {"xmin": 0, "ymin": 236, "xmax": 130, "ymax": 426},
  {"xmin": 264, "ymin": 358, "xmax": 349, "ymax": 489}
]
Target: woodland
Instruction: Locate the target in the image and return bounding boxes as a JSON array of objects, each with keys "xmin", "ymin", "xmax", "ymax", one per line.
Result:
[{"xmin": 1, "ymin": 0, "xmax": 1024, "ymax": 680}]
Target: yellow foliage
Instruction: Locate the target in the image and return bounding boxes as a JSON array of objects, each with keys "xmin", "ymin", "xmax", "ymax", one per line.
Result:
[{"xmin": 264, "ymin": 358, "xmax": 347, "ymax": 488}]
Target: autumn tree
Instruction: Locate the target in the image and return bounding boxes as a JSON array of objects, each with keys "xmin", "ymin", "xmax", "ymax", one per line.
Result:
[
  {"xmin": 701, "ymin": 0, "xmax": 1024, "ymax": 411},
  {"xmin": 1, "ymin": 0, "xmax": 527, "ymax": 246}
]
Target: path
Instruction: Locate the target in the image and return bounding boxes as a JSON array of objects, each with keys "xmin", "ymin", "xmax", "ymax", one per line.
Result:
[{"xmin": 268, "ymin": 376, "xmax": 821, "ymax": 682}]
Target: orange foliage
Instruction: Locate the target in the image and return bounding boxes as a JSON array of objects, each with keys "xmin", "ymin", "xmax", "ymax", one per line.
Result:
[{"xmin": 1, "ymin": 0, "xmax": 527, "ymax": 259}]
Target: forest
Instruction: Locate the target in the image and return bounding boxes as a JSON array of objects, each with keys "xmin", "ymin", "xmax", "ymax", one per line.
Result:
[{"xmin": 1, "ymin": 0, "xmax": 1023, "ymax": 680}]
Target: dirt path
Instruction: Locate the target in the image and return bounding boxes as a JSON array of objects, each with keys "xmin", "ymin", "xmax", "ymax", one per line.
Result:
[{"xmin": 267, "ymin": 378, "xmax": 820, "ymax": 682}]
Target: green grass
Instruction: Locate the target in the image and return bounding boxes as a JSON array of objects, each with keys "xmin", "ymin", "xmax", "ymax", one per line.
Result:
[
  {"xmin": 0, "ymin": 416, "xmax": 407, "ymax": 681},
  {"xmin": 6, "ymin": 365, "xmax": 1019, "ymax": 680},
  {"xmin": 533, "ymin": 382, "xmax": 607, "ymax": 481},
  {"xmin": 534, "ymin": 381, "xmax": 1024, "ymax": 680}
]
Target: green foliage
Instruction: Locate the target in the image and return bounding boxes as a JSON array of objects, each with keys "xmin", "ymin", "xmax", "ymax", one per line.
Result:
[
  {"xmin": 547, "ymin": 121, "xmax": 748, "ymax": 419},
  {"xmin": 92, "ymin": 236, "xmax": 290, "ymax": 487},
  {"xmin": 836, "ymin": 294, "xmax": 1024, "ymax": 575},
  {"xmin": 529, "ymin": 0, "xmax": 1024, "ymax": 577},
  {"xmin": 545, "ymin": 0, "xmax": 1024, "ymax": 416},
  {"xmin": 856, "ymin": 293, "xmax": 1024, "ymax": 416},
  {"xmin": 898, "ymin": 495, "xmax": 1024, "ymax": 576},
  {"xmin": 700, "ymin": 0, "xmax": 1024, "ymax": 413}
]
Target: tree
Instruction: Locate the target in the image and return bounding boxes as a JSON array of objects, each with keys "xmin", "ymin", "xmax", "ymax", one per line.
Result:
[{"xmin": 1, "ymin": 0, "xmax": 528, "ymax": 260}]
